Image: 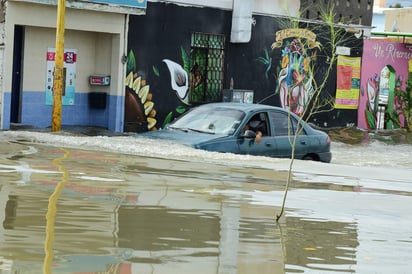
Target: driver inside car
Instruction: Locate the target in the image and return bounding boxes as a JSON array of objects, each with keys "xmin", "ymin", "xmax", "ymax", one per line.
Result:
[{"xmin": 243, "ymin": 120, "xmax": 263, "ymax": 144}]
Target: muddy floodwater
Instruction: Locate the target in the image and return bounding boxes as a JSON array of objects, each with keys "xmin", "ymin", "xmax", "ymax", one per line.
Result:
[{"xmin": 0, "ymin": 130, "xmax": 411, "ymax": 274}]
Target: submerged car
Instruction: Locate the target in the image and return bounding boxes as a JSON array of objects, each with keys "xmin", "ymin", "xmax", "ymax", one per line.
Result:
[{"xmin": 142, "ymin": 103, "xmax": 332, "ymax": 163}]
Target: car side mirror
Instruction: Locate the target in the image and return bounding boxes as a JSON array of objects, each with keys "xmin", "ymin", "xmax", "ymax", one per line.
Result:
[{"xmin": 241, "ymin": 129, "xmax": 256, "ymax": 138}]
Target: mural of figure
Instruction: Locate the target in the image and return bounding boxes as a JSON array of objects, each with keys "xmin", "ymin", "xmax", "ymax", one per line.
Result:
[{"xmin": 277, "ymin": 38, "xmax": 313, "ymax": 116}]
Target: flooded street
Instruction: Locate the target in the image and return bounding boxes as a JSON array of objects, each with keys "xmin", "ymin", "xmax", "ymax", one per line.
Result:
[{"xmin": 0, "ymin": 130, "xmax": 411, "ymax": 274}]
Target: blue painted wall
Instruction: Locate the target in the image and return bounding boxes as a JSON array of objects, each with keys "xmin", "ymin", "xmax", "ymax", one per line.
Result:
[{"xmin": 3, "ymin": 90, "xmax": 122, "ymax": 131}]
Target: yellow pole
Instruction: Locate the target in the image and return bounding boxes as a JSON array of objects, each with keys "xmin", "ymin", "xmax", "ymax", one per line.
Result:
[{"xmin": 51, "ymin": 0, "xmax": 66, "ymax": 132}]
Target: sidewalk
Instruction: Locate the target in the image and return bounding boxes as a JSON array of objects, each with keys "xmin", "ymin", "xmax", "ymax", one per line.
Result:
[{"xmin": 9, "ymin": 123, "xmax": 129, "ymax": 137}]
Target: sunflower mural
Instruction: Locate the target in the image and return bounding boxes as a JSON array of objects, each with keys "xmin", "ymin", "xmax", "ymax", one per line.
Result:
[
  {"xmin": 267, "ymin": 28, "xmax": 320, "ymax": 116},
  {"xmin": 124, "ymin": 50, "xmax": 157, "ymax": 132},
  {"xmin": 124, "ymin": 48, "xmax": 192, "ymax": 132}
]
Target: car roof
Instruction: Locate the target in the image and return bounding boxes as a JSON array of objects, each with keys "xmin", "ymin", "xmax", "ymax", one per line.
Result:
[
  {"xmin": 200, "ymin": 102, "xmax": 283, "ymax": 113},
  {"xmin": 197, "ymin": 102, "xmax": 306, "ymax": 127}
]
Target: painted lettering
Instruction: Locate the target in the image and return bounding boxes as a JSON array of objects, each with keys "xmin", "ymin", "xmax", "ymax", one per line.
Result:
[
  {"xmin": 373, "ymin": 44, "xmax": 385, "ymax": 58},
  {"xmin": 372, "ymin": 43, "xmax": 412, "ymax": 61},
  {"xmin": 385, "ymin": 43, "xmax": 412, "ymax": 61}
]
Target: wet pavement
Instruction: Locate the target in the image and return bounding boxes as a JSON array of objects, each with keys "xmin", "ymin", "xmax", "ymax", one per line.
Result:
[{"xmin": 0, "ymin": 128, "xmax": 411, "ymax": 273}]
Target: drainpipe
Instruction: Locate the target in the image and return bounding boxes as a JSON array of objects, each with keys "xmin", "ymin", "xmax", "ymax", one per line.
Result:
[{"xmin": 230, "ymin": 0, "xmax": 254, "ymax": 43}]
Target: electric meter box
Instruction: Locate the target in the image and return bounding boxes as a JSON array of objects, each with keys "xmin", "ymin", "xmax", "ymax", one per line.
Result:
[{"xmin": 222, "ymin": 89, "xmax": 254, "ymax": 103}]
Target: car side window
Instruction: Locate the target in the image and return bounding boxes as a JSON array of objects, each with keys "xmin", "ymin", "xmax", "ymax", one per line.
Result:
[
  {"xmin": 271, "ymin": 112, "xmax": 289, "ymax": 136},
  {"xmin": 269, "ymin": 111, "xmax": 305, "ymax": 136}
]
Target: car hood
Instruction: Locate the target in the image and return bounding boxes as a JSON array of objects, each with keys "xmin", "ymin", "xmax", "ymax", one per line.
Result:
[{"xmin": 141, "ymin": 128, "xmax": 227, "ymax": 146}]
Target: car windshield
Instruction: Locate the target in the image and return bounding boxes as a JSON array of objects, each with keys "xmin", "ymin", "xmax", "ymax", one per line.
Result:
[{"xmin": 168, "ymin": 105, "xmax": 245, "ymax": 135}]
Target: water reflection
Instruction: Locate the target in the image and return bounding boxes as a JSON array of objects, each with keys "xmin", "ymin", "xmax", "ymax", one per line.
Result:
[
  {"xmin": 284, "ymin": 217, "xmax": 358, "ymax": 273},
  {"xmin": 0, "ymin": 138, "xmax": 411, "ymax": 273},
  {"xmin": 43, "ymin": 148, "xmax": 71, "ymax": 274}
]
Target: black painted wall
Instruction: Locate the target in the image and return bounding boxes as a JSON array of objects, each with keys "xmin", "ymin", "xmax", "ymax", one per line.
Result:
[
  {"xmin": 126, "ymin": 2, "xmax": 232, "ymax": 131},
  {"xmin": 126, "ymin": 2, "xmax": 363, "ymax": 132}
]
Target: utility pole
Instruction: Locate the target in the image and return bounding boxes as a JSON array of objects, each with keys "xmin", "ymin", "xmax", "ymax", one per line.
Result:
[{"xmin": 51, "ymin": 0, "xmax": 66, "ymax": 132}]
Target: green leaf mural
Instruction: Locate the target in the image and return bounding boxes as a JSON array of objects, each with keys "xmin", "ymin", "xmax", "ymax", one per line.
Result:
[
  {"xmin": 153, "ymin": 65, "xmax": 160, "ymax": 77},
  {"xmin": 256, "ymin": 48, "xmax": 272, "ymax": 79},
  {"xmin": 181, "ymin": 46, "xmax": 190, "ymax": 73},
  {"xmin": 387, "ymin": 76, "xmax": 412, "ymax": 132},
  {"xmin": 163, "ymin": 112, "xmax": 174, "ymax": 128},
  {"xmin": 176, "ymin": 105, "xmax": 186, "ymax": 114},
  {"xmin": 127, "ymin": 50, "xmax": 136, "ymax": 75},
  {"xmin": 366, "ymin": 108, "xmax": 376, "ymax": 129}
]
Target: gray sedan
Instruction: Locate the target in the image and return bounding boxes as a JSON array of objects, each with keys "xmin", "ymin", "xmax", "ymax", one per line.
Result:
[{"xmin": 142, "ymin": 103, "xmax": 332, "ymax": 163}]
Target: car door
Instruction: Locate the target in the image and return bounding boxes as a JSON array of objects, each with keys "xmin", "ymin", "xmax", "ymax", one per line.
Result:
[
  {"xmin": 238, "ymin": 112, "xmax": 277, "ymax": 157},
  {"xmin": 268, "ymin": 110, "xmax": 309, "ymax": 159}
]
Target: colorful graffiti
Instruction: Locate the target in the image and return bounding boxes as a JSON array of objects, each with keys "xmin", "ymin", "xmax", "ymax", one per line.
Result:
[
  {"xmin": 358, "ymin": 40, "xmax": 411, "ymax": 130},
  {"xmin": 269, "ymin": 28, "xmax": 321, "ymax": 116},
  {"xmin": 124, "ymin": 48, "xmax": 191, "ymax": 132}
]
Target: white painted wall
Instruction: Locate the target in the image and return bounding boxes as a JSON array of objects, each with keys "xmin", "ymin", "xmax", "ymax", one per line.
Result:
[{"xmin": 23, "ymin": 27, "xmax": 113, "ymax": 94}]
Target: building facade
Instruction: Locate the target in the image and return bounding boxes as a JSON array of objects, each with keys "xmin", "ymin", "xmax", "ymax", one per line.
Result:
[
  {"xmin": 384, "ymin": 7, "xmax": 412, "ymax": 32},
  {"xmin": 0, "ymin": 0, "xmax": 375, "ymax": 132},
  {"xmin": 124, "ymin": 0, "xmax": 366, "ymax": 132},
  {"xmin": 0, "ymin": 0, "xmax": 146, "ymax": 131}
]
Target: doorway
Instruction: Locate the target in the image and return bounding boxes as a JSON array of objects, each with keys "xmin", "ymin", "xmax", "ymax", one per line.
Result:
[{"xmin": 10, "ymin": 25, "xmax": 24, "ymax": 124}]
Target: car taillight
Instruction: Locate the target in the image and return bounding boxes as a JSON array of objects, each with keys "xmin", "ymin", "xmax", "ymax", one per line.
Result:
[{"xmin": 326, "ymin": 136, "xmax": 331, "ymax": 144}]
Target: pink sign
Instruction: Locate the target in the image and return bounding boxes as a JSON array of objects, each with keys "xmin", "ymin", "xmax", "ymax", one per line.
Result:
[{"xmin": 358, "ymin": 40, "xmax": 411, "ymax": 129}]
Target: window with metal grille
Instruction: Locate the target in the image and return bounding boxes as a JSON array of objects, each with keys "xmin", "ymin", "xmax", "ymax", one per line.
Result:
[{"xmin": 189, "ymin": 32, "xmax": 225, "ymax": 104}]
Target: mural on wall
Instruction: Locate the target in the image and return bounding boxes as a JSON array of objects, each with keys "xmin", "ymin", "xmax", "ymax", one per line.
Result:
[
  {"xmin": 163, "ymin": 59, "xmax": 189, "ymax": 104},
  {"xmin": 358, "ymin": 40, "xmax": 411, "ymax": 130},
  {"xmin": 124, "ymin": 2, "xmax": 365, "ymax": 133},
  {"xmin": 124, "ymin": 48, "xmax": 190, "ymax": 132},
  {"xmin": 124, "ymin": 50, "xmax": 158, "ymax": 132},
  {"xmin": 125, "ymin": 27, "xmax": 324, "ymax": 129},
  {"xmin": 265, "ymin": 29, "xmax": 321, "ymax": 116}
]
